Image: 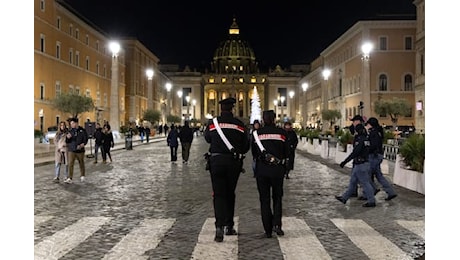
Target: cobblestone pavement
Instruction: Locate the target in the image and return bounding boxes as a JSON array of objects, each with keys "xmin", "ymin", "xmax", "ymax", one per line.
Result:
[{"xmin": 34, "ymin": 135, "xmax": 425, "ymax": 259}]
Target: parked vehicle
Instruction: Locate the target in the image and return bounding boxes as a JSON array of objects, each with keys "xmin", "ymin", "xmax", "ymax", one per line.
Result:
[{"xmin": 43, "ymin": 126, "xmax": 58, "ymax": 143}]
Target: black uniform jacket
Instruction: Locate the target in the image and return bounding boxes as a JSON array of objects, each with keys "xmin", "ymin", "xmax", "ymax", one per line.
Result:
[
  {"xmin": 252, "ymin": 125, "xmax": 289, "ymax": 176},
  {"xmin": 342, "ymin": 134, "xmax": 370, "ymax": 165},
  {"xmin": 367, "ymin": 127, "xmax": 383, "ymax": 155},
  {"xmin": 204, "ymin": 112, "xmax": 250, "ymax": 157}
]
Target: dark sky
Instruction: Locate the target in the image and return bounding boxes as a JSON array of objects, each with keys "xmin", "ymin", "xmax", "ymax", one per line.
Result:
[{"xmin": 61, "ymin": 0, "xmax": 416, "ymax": 71}]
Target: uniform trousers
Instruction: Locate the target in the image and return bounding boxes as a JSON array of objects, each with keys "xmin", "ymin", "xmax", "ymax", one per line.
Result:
[
  {"xmin": 256, "ymin": 164, "xmax": 285, "ymax": 234},
  {"xmin": 363, "ymin": 153, "xmax": 397, "ymax": 198},
  {"xmin": 341, "ymin": 162, "xmax": 375, "ymax": 203},
  {"xmin": 210, "ymin": 157, "xmax": 241, "ymax": 228}
]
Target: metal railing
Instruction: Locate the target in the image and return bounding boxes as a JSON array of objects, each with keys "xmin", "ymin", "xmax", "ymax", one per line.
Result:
[{"xmin": 383, "ymin": 144, "xmax": 399, "ymax": 162}]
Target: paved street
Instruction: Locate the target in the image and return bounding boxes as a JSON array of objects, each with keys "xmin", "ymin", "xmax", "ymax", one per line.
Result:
[{"xmin": 34, "ymin": 135, "xmax": 425, "ymax": 259}]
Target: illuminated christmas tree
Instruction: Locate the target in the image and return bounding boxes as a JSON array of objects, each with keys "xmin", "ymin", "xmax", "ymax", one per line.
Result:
[{"xmin": 250, "ymin": 86, "xmax": 261, "ymax": 124}]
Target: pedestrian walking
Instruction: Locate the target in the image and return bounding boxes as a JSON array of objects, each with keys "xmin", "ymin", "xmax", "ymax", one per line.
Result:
[
  {"xmin": 204, "ymin": 97, "xmax": 250, "ymax": 242},
  {"xmin": 178, "ymin": 120, "xmax": 194, "ymax": 164},
  {"xmin": 93, "ymin": 123, "xmax": 103, "ymax": 163},
  {"xmin": 53, "ymin": 121, "xmax": 69, "ymax": 183},
  {"xmin": 283, "ymin": 121, "xmax": 298, "ymax": 179},
  {"xmin": 335, "ymin": 123, "xmax": 376, "ymax": 207},
  {"xmin": 101, "ymin": 124, "xmax": 114, "ymax": 164},
  {"xmin": 167, "ymin": 124, "xmax": 179, "ymax": 162},
  {"xmin": 252, "ymin": 110, "xmax": 289, "ymax": 238},
  {"xmin": 145, "ymin": 126, "xmax": 151, "ymax": 143},
  {"xmin": 361, "ymin": 117, "xmax": 397, "ymax": 201},
  {"xmin": 138, "ymin": 125, "xmax": 145, "ymax": 143},
  {"xmin": 65, "ymin": 117, "xmax": 89, "ymax": 184}
]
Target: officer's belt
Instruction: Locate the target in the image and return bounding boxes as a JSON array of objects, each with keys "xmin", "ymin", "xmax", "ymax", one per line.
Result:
[{"xmin": 210, "ymin": 153, "xmax": 233, "ymax": 156}]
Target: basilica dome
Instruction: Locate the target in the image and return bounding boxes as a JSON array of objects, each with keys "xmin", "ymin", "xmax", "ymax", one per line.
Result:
[{"xmin": 211, "ymin": 18, "xmax": 258, "ymax": 74}]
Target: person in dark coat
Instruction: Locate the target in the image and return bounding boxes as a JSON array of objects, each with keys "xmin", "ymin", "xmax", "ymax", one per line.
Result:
[
  {"xmin": 101, "ymin": 124, "xmax": 114, "ymax": 163},
  {"xmin": 204, "ymin": 97, "xmax": 250, "ymax": 242},
  {"xmin": 178, "ymin": 120, "xmax": 194, "ymax": 164},
  {"xmin": 283, "ymin": 121, "xmax": 298, "ymax": 179},
  {"xmin": 252, "ymin": 110, "xmax": 289, "ymax": 238},
  {"xmin": 93, "ymin": 123, "xmax": 104, "ymax": 164},
  {"xmin": 167, "ymin": 124, "xmax": 179, "ymax": 162},
  {"xmin": 335, "ymin": 124, "xmax": 376, "ymax": 207},
  {"xmin": 362, "ymin": 117, "xmax": 397, "ymax": 201}
]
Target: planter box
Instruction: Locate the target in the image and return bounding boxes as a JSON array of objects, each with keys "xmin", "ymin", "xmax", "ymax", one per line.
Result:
[{"xmin": 393, "ymin": 155, "xmax": 425, "ymax": 194}]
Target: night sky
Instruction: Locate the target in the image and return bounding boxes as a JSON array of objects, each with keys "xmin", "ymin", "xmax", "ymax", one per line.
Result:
[{"xmin": 61, "ymin": 0, "xmax": 416, "ymax": 71}]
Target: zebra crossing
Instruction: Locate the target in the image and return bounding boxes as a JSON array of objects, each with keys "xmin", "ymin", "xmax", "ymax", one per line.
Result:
[{"xmin": 34, "ymin": 215, "xmax": 424, "ymax": 259}]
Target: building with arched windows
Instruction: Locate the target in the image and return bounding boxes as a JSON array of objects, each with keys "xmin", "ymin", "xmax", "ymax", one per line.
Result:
[{"xmin": 35, "ymin": 0, "xmax": 423, "ymax": 136}]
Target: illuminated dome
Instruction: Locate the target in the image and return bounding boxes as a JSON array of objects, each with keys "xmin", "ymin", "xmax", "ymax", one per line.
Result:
[{"xmin": 211, "ymin": 18, "xmax": 258, "ymax": 74}]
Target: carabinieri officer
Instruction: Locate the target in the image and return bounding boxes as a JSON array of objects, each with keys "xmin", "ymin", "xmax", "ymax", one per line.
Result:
[
  {"xmin": 252, "ymin": 110, "xmax": 289, "ymax": 238},
  {"xmin": 204, "ymin": 97, "xmax": 250, "ymax": 242}
]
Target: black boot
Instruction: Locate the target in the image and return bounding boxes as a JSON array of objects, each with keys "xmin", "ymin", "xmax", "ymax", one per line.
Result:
[
  {"xmin": 214, "ymin": 227, "xmax": 224, "ymax": 242},
  {"xmin": 225, "ymin": 226, "xmax": 237, "ymax": 235}
]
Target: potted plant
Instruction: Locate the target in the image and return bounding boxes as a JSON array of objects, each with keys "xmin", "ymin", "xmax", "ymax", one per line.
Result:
[
  {"xmin": 393, "ymin": 134, "xmax": 425, "ymax": 194},
  {"xmin": 399, "ymin": 134, "xmax": 425, "ymax": 172},
  {"xmin": 34, "ymin": 129, "xmax": 44, "ymax": 143},
  {"xmin": 337, "ymin": 129, "xmax": 353, "ymax": 152}
]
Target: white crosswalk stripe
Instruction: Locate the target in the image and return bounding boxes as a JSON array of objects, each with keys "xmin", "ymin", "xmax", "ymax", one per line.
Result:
[
  {"xmin": 34, "ymin": 216, "xmax": 111, "ymax": 260},
  {"xmin": 331, "ymin": 218, "xmax": 413, "ymax": 260},
  {"xmin": 278, "ymin": 217, "xmax": 332, "ymax": 260},
  {"xmin": 396, "ymin": 220, "xmax": 425, "ymax": 239},
  {"xmin": 102, "ymin": 218, "xmax": 175, "ymax": 260},
  {"xmin": 191, "ymin": 217, "xmax": 239, "ymax": 260},
  {"xmin": 34, "ymin": 215, "xmax": 423, "ymax": 259}
]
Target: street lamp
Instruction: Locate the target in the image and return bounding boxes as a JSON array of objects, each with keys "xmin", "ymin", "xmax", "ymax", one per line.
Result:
[
  {"xmin": 146, "ymin": 68, "xmax": 154, "ymax": 110},
  {"xmin": 361, "ymin": 42, "xmax": 373, "ymax": 117},
  {"xmin": 185, "ymin": 96, "xmax": 191, "ymax": 121},
  {"xmin": 165, "ymin": 83, "xmax": 172, "ymax": 121},
  {"xmin": 361, "ymin": 42, "xmax": 373, "ymax": 61},
  {"xmin": 302, "ymin": 83, "xmax": 308, "ymax": 92},
  {"xmin": 280, "ymin": 96, "xmax": 286, "ymax": 122},
  {"xmin": 192, "ymin": 99, "xmax": 197, "ymax": 120},
  {"xmin": 273, "ymin": 99, "xmax": 278, "ymax": 120},
  {"xmin": 177, "ymin": 90, "xmax": 183, "ymax": 118},
  {"xmin": 109, "ymin": 41, "xmax": 120, "ymax": 136}
]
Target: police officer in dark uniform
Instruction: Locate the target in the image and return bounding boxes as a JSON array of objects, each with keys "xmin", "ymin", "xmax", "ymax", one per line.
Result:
[
  {"xmin": 204, "ymin": 97, "xmax": 250, "ymax": 242},
  {"xmin": 364, "ymin": 117, "xmax": 397, "ymax": 201},
  {"xmin": 252, "ymin": 110, "xmax": 289, "ymax": 238},
  {"xmin": 335, "ymin": 123, "xmax": 376, "ymax": 207}
]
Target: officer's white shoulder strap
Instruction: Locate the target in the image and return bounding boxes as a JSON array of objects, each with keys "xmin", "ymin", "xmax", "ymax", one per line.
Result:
[
  {"xmin": 252, "ymin": 130, "xmax": 266, "ymax": 153},
  {"xmin": 212, "ymin": 117, "xmax": 234, "ymax": 152}
]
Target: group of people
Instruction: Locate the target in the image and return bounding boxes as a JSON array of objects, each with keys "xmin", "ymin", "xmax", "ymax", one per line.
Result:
[
  {"xmin": 93, "ymin": 122, "xmax": 115, "ymax": 164},
  {"xmin": 166, "ymin": 121, "xmax": 195, "ymax": 164},
  {"xmin": 53, "ymin": 118, "xmax": 114, "ymax": 184},
  {"xmin": 335, "ymin": 115, "xmax": 398, "ymax": 207},
  {"xmin": 204, "ymin": 97, "xmax": 299, "ymax": 242}
]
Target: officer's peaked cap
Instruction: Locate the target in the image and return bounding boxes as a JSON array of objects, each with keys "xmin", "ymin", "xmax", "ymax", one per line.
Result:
[
  {"xmin": 350, "ymin": 115, "xmax": 364, "ymax": 122},
  {"xmin": 219, "ymin": 97, "xmax": 236, "ymax": 105}
]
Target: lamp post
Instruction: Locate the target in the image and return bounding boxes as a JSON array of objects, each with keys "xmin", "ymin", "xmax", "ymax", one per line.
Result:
[
  {"xmin": 192, "ymin": 99, "xmax": 197, "ymax": 120},
  {"xmin": 177, "ymin": 90, "xmax": 183, "ymax": 116},
  {"xmin": 273, "ymin": 99, "xmax": 278, "ymax": 121},
  {"xmin": 185, "ymin": 96, "xmax": 191, "ymax": 121},
  {"xmin": 322, "ymin": 68, "xmax": 331, "ymax": 131},
  {"xmin": 109, "ymin": 41, "xmax": 120, "ymax": 135},
  {"xmin": 361, "ymin": 42, "xmax": 373, "ymax": 117},
  {"xmin": 165, "ymin": 83, "xmax": 172, "ymax": 122},
  {"xmin": 280, "ymin": 96, "xmax": 285, "ymax": 122},
  {"xmin": 146, "ymin": 69, "xmax": 154, "ymax": 110},
  {"xmin": 302, "ymin": 83, "xmax": 308, "ymax": 127},
  {"xmin": 288, "ymin": 91, "xmax": 294, "ymax": 121}
]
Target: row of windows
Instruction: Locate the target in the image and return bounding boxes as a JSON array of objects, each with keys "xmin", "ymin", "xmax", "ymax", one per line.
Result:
[
  {"xmin": 328, "ymin": 36, "xmax": 414, "ymax": 68},
  {"xmin": 345, "ymin": 107, "xmax": 412, "ymax": 120},
  {"xmin": 39, "ymin": 34, "xmax": 109, "ymax": 77},
  {"xmin": 327, "ymin": 73, "xmax": 414, "ymax": 99}
]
